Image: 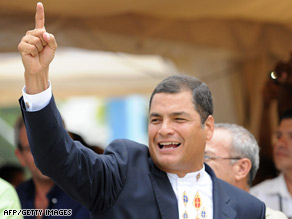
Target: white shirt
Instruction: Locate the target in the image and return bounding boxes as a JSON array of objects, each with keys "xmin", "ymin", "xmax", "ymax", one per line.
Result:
[
  {"xmin": 266, "ymin": 207, "xmax": 288, "ymax": 219},
  {"xmin": 22, "ymin": 83, "xmax": 52, "ymax": 112},
  {"xmin": 167, "ymin": 166, "xmax": 213, "ymax": 219},
  {"xmin": 250, "ymin": 174, "xmax": 292, "ymax": 218}
]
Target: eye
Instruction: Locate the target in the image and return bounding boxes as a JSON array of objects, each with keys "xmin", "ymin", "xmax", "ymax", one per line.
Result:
[
  {"xmin": 276, "ymin": 132, "xmax": 282, "ymax": 140},
  {"xmin": 150, "ymin": 118, "xmax": 161, "ymax": 124},
  {"xmin": 175, "ymin": 118, "xmax": 187, "ymax": 122}
]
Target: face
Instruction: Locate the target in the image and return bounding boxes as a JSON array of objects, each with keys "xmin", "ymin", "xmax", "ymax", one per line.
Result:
[
  {"xmin": 15, "ymin": 125, "xmax": 51, "ymax": 182},
  {"xmin": 205, "ymin": 129, "xmax": 236, "ymax": 184},
  {"xmin": 273, "ymin": 118, "xmax": 292, "ymax": 173},
  {"xmin": 148, "ymin": 90, "xmax": 214, "ymax": 177}
]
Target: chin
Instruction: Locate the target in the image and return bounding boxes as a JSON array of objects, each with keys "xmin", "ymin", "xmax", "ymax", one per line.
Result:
[
  {"xmin": 36, "ymin": 173, "xmax": 51, "ymax": 181},
  {"xmin": 158, "ymin": 159, "xmax": 180, "ymax": 172}
]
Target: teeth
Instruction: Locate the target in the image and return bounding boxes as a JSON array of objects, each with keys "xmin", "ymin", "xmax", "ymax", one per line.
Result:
[
  {"xmin": 159, "ymin": 142, "xmax": 180, "ymax": 146},
  {"xmin": 167, "ymin": 146, "xmax": 177, "ymax": 149}
]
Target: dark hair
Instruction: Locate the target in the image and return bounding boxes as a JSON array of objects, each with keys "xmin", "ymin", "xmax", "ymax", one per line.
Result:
[
  {"xmin": 14, "ymin": 115, "xmax": 25, "ymax": 151},
  {"xmin": 149, "ymin": 74, "xmax": 213, "ymax": 124},
  {"xmin": 0, "ymin": 163, "xmax": 24, "ymax": 184},
  {"xmin": 279, "ymin": 108, "xmax": 292, "ymax": 123}
]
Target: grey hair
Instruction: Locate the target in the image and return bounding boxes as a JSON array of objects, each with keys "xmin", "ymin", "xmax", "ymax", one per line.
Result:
[
  {"xmin": 149, "ymin": 74, "xmax": 213, "ymax": 125},
  {"xmin": 214, "ymin": 123, "xmax": 260, "ymax": 187}
]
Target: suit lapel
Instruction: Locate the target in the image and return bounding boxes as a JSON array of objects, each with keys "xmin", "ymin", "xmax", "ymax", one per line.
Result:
[
  {"xmin": 205, "ymin": 164, "xmax": 237, "ymax": 219},
  {"xmin": 148, "ymin": 161, "xmax": 237, "ymax": 219},
  {"xmin": 149, "ymin": 160, "xmax": 179, "ymax": 219}
]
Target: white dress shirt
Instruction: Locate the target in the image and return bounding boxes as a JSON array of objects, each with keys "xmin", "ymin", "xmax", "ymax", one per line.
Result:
[
  {"xmin": 22, "ymin": 82, "xmax": 52, "ymax": 112},
  {"xmin": 167, "ymin": 166, "xmax": 213, "ymax": 219},
  {"xmin": 250, "ymin": 174, "xmax": 292, "ymax": 218},
  {"xmin": 266, "ymin": 207, "xmax": 288, "ymax": 219}
]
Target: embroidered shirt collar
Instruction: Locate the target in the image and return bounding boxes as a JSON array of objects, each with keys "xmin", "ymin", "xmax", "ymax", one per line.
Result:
[{"xmin": 167, "ymin": 165, "xmax": 206, "ymax": 186}]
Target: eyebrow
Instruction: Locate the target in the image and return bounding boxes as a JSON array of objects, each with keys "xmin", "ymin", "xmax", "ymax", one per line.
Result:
[
  {"xmin": 149, "ymin": 113, "xmax": 160, "ymax": 118},
  {"xmin": 172, "ymin": 112, "xmax": 189, "ymax": 117},
  {"xmin": 276, "ymin": 130, "xmax": 292, "ymax": 135},
  {"xmin": 149, "ymin": 112, "xmax": 190, "ymax": 117}
]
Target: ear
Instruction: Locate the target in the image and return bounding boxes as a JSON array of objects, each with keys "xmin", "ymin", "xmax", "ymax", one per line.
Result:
[
  {"xmin": 204, "ymin": 115, "xmax": 214, "ymax": 141},
  {"xmin": 234, "ymin": 158, "xmax": 251, "ymax": 181},
  {"xmin": 15, "ymin": 149, "xmax": 27, "ymax": 167}
]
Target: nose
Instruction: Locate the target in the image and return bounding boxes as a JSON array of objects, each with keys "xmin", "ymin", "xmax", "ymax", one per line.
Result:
[
  {"xmin": 158, "ymin": 120, "xmax": 174, "ymax": 136},
  {"xmin": 276, "ymin": 134, "xmax": 288, "ymax": 148}
]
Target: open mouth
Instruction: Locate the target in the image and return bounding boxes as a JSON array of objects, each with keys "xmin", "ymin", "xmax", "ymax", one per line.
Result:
[{"xmin": 158, "ymin": 142, "xmax": 181, "ymax": 149}]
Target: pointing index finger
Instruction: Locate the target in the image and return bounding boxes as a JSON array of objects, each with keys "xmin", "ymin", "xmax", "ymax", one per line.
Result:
[{"xmin": 35, "ymin": 2, "xmax": 45, "ymax": 29}]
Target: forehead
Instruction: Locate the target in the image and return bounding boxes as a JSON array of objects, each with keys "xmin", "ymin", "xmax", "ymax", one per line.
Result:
[
  {"xmin": 150, "ymin": 91, "xmax": 194, "ymax": 111},
  {"xmin": 206, "ymin": 129, "xmax": 232, "ymax": 152},
  {"xmin": 278, "ymin": 118, "xmax": 292, "ymax": 131},
  {"xmin": 19, "ymin": 125, "xmax": 28, "ymax": 140}
]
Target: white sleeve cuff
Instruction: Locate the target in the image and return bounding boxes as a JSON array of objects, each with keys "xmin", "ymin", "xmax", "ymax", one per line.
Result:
[{"xmin": 22, "ymin": 82, "xmax": 52, "ymax": 112}]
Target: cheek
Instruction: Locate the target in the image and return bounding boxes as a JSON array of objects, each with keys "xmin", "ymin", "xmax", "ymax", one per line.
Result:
[
  {"xmin": 148, "ymin": 126, "xmax": 157, "ymax": 149},
  {"xmin": 208, "ymin": 163, "xmax": 220, "ymax": 175},
  {"xmin": 211, "ymin": 162, "xmax": 224, "ymax": 172},
  {"xmin": 148, "ymin": 124, "xmax": 158, "ymax": 137},
  {"xmin": 187, "ymin": 127, "xmax": 205, "ymax": 142},
  {"xmin": 289, "ymin": 141, "xmax": 292, "ymax": 149},
  {"xmin": 25, "ymin": 154, "xmax": 36, "ymax": 166},
  {"xmin": 273, "ymin": 143, "xmax": 280, "ymax": 154},
  {"xmin": 148, "ymin": 129, "xmax": 155, "ymax": 143}
]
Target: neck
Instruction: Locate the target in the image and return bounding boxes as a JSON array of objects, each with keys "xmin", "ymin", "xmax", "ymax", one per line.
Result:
[
  {"xmin": 176, "ymin": 165, "xmax": 204, "ymax": 178},
  {"xmin": 33, "ymin": 177, "xmax": 54, "ymax": 196},
  {"xmin": 284, "ymin": 172, "xmax": 292, "ymax": 195},
  {"xmin": 242, "ymin": 183, "xmax": 250, "ymax": 193},
  {"xmin": 235, "ymin": 180, "xmax": 249, "ymax": 192},
  {"xmin": 33, "ymin": 177, "xmax": 54, "ymax": 218}
]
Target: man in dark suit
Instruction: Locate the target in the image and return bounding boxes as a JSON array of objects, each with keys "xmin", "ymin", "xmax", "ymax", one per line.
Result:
[{"xmin": 17, "ymin": 2, "xmax": 266, "ymax": 218}]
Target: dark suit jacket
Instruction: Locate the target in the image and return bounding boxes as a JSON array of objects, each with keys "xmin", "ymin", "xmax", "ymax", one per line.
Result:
[{"xmin": 20, "ymin": 96, "xmax": 266, "ymax": 219}]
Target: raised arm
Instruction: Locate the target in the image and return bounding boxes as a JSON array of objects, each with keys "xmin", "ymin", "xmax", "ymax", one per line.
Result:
[{"xmin": 18, "ymin": 2, "xmax": 57, "ymax": 94}]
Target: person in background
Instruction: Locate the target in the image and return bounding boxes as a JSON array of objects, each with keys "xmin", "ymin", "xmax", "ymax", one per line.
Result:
[
  {"xmin": 205, "ymin": 123, "xmax": 288, "ymax": 218},
  {"xmin": 14, "ymin": 116, "xmax": 91, "ymax": 219},
  {"xmin": 0, "ymin": 163, "xmax": 25, "ymax": 188},
  {"xmin": 251, "ymin": 109, "xmax": 292, "ymax": 218},
  {"xmin": 17, "ymin": 2, "xmax": 266, "ymax": 218},
  {"xmin": 254, "ymin": 56, "xmax": 292, "ymax": 185},
  {"xmin": 0, "ymin": 177, "xmax": 23, "ymax": 219}
]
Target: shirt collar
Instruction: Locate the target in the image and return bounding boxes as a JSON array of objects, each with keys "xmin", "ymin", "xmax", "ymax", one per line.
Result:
[
  {"xmin": 265, "ymin": 173, "xmax": 291, "ymax": 198},
  {"xmin": 167, "ymin": 165, "xmax": 206, "ymax": 186}
]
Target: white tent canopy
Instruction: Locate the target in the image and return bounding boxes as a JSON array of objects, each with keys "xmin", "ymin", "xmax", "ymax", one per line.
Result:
[
  {"xmin": 2, "ymin": 0, "xmax": 292, "ymax": 134},
  {"xmin": 0, "ymin": 48, "xmax": 177, "ymax": 106}
]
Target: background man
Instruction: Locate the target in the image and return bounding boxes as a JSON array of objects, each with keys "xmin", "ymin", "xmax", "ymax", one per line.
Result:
[
  {"xmin": 0, "ymin": 164, "xmax": 25, "ymax": 188},
  {"xmin": 251, "ymin": 109, "xmax": 292, "ymax": 218},
  {"xmin": 205, "ymin": 123, "xmax": 288, "ymax": 218},
  {"xmin": 17, "ymin": 2, "xmax": 266, "ymax": 218},
  {"xmin": 14, "ymin": 116, "xmax": 90, "ymax": 219}
]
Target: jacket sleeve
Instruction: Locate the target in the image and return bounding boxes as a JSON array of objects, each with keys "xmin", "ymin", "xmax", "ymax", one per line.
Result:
[{"xmin": 19, "ymin": 96, "xmax": 129, "ymax": 214}]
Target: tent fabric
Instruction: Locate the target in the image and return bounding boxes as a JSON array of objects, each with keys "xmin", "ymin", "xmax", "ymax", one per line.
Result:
[
  {"xmin": 0, "ymin": 48, "xmax": 177, "ymax": 105},
  {"xmin": 2, "ymin": 0, "xmax": 292, "ymax": 22},
  {"xmin": 1, "ymin": 1, "xmax": 292, "ymax": 136}
]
